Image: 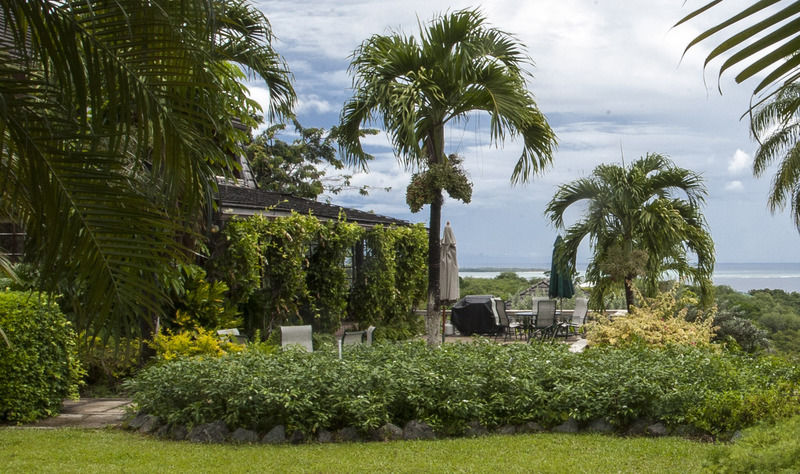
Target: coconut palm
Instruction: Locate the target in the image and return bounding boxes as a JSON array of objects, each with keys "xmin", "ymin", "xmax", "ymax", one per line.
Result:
[
  {"xmin": 546, "ymin": 153, "xmax": 715, "ymax": 311},
  {"xmin": 0, "ymin": 0, "xmax": 294, "ymax": 339},
  {"xmin": 338, "ymin": 9, "xmax": 557, "ymax": 345}
]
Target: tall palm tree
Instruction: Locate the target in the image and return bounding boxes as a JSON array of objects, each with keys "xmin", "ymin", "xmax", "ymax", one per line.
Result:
[
  {"xmin": 546, "ymin": 153, "xmax": 715, "ymax": 311},
  {"xmin": 338, "ymin": 9, "xmax": 557, "ymax": 346},
  {"xmin": 677, "ymin": 1, "xmax": 800, "ymax": 230},
  {"xmin": 0, "ymin": 0, "xmax": 294, "ymax": 339}
]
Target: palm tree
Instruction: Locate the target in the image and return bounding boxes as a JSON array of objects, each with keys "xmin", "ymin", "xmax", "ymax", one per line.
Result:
[
  {"xmin": 677, "ymin": 1, "xmax": 800, "ymax": 231},
  {"xmin": 751, "ymin": 83, "xmax": 800, "ymax": 230},
  {"xmin": 546, "ymin": 153, "xmax": 715, "ymax": 311},
  {"xmin": 338, "ymin": 9, "xmax": 557, "ymax": 346},
  {"xmin": 0, "ymin": 0, "xmax": 294, "ymax": 339}
]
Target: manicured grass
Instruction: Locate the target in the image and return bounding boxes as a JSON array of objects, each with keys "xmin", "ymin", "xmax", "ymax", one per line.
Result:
[{"xmin": 0, "ymin": 428, "xmax": 716, "ymax": 473}]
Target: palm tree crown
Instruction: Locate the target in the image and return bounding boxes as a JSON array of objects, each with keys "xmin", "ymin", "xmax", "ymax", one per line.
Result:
[
  {"xmin": 546, "ymin": 153, "xmax": 715, "ymax": 310},
  {"xmin": 339, "ymin": 9, "xmax": 556, "ymax": 345}
]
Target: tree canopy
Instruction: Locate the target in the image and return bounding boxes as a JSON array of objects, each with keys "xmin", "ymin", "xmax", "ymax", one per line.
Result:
[
  {"xmin": 546, "ymin": 153, "xmax": 715, "ymax": 310},
  {"xmin": 339, "ymin": 8, "xmax": 556, "ymax": 345},
  {"xmin": 0, "ymin": 0, "xmax": 294, "ymax": 338}
]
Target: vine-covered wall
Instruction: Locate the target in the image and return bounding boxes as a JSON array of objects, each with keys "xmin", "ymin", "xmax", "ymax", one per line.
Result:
[{"xmin": 206, "ymin": 213, "xmax": 428, "ymax": 340}]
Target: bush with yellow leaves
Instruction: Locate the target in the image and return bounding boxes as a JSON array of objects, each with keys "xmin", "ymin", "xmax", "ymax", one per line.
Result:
[
  {"xmin": 149, "ymin": 327, "xmax": 244, "ymax": 360},
  {"xmin": 587, "ymin": 285, "xmax": 717, "ymax": 348}
]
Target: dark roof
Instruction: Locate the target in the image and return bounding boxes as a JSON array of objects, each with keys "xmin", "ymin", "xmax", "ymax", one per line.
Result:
[{"xmin": 216, "ymin": 184, "xmax": 411, "ymax": 227}]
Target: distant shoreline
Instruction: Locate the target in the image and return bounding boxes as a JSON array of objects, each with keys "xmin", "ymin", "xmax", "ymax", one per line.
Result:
[{"xmin": 460, "ymin": 267, "xmax": 548, "ymax": 272}]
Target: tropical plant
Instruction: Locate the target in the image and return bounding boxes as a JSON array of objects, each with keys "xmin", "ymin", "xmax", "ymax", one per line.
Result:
[
  {"xmin": 750, "ymin": 83, "xmax": 800, "ymax": 230},
  {"xmin": 677, "ymin": 1, "xmax": 800, "ymax": 231},
  {"xmin": 546, "ymin": 153, "xmax": 715, "ymax": 310},
  {"xmin": 338, "ymin": 8, "xmax": 557, "ymax": 345},
  {"xmin": 0, "ymin": 0, "xmax": 294, "ymax": 340}
]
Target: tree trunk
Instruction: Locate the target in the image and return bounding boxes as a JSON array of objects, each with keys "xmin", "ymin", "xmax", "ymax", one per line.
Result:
[
  {"xmin": 624, "ymin": 275, "xmax": 635, "ymax": 313},
  {"xmin": 425, "ymin": 190, "xmax": 443, "ymax": 346}
]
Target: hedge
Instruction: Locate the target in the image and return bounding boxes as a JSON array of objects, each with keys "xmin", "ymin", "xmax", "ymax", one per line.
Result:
[
  {"xmin": 0, "ymin": 291, "xmax": 83, "ymax": 422},
  {"xmin": 126, "ymin": 341, "xmax": 800, "ymax": 436}
]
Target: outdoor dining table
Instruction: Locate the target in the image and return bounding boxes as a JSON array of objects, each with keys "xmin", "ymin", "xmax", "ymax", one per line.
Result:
[{"xmin": 509, "ymin": 310, "xmax": 566, "ymax": 341}]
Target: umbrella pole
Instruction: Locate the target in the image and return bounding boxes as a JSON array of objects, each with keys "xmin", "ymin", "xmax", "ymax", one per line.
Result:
[{"xmin": 441, "ymin": 306, "xmax": 447, "ymax": 343}]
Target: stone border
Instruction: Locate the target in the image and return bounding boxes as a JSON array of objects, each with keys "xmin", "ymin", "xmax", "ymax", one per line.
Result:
[{"xmin": 123, "ymin": 413, "xmax": 724, "ymax": 444}]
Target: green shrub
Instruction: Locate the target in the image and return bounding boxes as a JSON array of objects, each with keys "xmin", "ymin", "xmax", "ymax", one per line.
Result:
[
  {"xmin": 0, "ymin": 291, "xmax": 83, "ymax": 422},
  {"xmin": 704, "ymin": 416, "xmax": 800, "ymax": 473},
  {"xmin": 126, "ymin": 341, "xmax": 800, "ymax": 436},
  {"xmin": 587, "ymin": 287, "xmax": 716, "ymax": 348},
  {"xmin": 149, "ymin": 328, "xmax": 244, "ymax": 361}
]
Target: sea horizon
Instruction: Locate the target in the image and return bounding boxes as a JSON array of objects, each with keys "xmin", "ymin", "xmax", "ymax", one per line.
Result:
[{"xmin": 459, "ymin": 262, "xmax": 800, "ymax": 294}]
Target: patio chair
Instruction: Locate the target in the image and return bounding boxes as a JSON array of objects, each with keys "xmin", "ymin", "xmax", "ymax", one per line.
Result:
[
  {"xmin": 365, "ymin": 326, "xmax": 376, "ymax": 346},
  {"xmin": 492, "ymin": 297, "xmax": 521, "ymax": 341},
  {"xmin": 566, "ymin": 298, "xmax": 589, "ymax": 337},
  {"xmin": 280, "ymin": 325, "xmax": 313, "ymax": 352},
  {"xmin": 338, "ymin": 329, "xmax": 366, "ymax": 359},
  {"xmin": 530, "ymin": 299, "xmax": 559, "ymax": 342},
  {"xmin": 216, "ymin": 328, "xmax": 247, "ymax": 344}
]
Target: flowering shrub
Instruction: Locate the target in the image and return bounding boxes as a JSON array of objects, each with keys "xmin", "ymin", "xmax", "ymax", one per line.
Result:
[
  {"xmin": 587, "ymin": 286, "xmax": 716, "ymax": 348},
  {"xmin": 149, "ymin": 328, "xmax": 244, "ymax": 360}
]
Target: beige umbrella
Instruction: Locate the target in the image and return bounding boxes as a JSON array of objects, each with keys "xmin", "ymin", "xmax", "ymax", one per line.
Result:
[
  {"xmin": 440, "ymin": 222, "xmax": 459, "ymax": 342},
  {"xmin": 440, "ymin": 221, "xmax": 459, "ymax": 302}
]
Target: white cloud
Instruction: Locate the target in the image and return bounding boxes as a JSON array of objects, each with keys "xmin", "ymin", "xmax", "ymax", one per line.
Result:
[
  {"xmin": 295, "ymin": 94, "xmax": 335, "ymax": 114},
  {"xmin": 725, "ymin": 180, "xmax": 744, "ymax": 192},
  {"xmin": 727, "ymin": 149, "xmax": 752, "ymax": 175},
  {"xmin": 249, "ymin": 0, "xmax": 798, "ymax": 264}
]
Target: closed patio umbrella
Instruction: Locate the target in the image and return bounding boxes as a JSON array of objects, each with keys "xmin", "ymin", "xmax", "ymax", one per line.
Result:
[
  {"xmin": 440, "ymin": 222, "xmax": 459, "ymax": 303},
  {"xmin": 549, "ymin": 236, "xmax": 574, "ymax": 306},
  {"xmin": 440, "ymin": 222, "xmax": 459, "ymax": 341}
]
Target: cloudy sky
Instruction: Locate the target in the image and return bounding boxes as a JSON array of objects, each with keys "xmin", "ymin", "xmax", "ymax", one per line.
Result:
[{"xmin": 248, "ymin": 0, "xmax": 799, "ymax": 267}]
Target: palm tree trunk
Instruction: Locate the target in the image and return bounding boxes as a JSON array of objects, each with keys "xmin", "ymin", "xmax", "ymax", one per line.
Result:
[
  {"xmin": 624, "ymin": 275, "xmax": 635, "ymax": 312},
  {"xmin": 425, "ymin": 190, "xmax": 443, "ymax": 346}
]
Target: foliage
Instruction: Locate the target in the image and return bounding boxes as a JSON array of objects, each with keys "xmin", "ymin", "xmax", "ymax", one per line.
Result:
[
  {"xmin": 246, "ymin": 121, "xmax": 385, "ymax": 200},
  {"xmin": 0, "ymin": 291, "xmax": 83, "ymax": 422},
  {"xmin": 587, "ymin": 286, "xmax": 716, "ymax": 348},
  {"xmin": 460, "ymin": 272, "xmax": 535, "ymax": 305},
  {"xmin": 546, "ymin": 153, "xmax": 715, "ymax": 311},
  {"xmin": 304, "ymin": 220, "xmax": 362, "ymax": 333},
  {"xmin": 677, "ymin": 3, "xmax": 800, "ymax": 232},
  {"xmin": 750, "ymin": 83, "xmax": 800, "ymax": 230},
  {"xmin": 406, "ymin": 154, "xmax": 473, "ymax": 213},
  {"xmin": 149, "ymin": 328, "xmax": 244, "ymax": 361},
  {"xmin": 704, "ymin": 415, "xmax": 800, "ymax": 473},
  {"xmin": 162, "ymin": 264, "xmax": 240, "ymax": 332},
  {"xmin": 714, "ymin": 285, "xmax": 800, "ymax": 354},
  {"xmin": 77, "ymin": 335, "xmax": 140, "ymax": 396},
  {"xmin": 127, "ymin": 340, "xmax": 800, "ymax": 437},
  {"xmin": 207, "ymin": 214, "xmax": 427, "ymax": 340},
  {"xmin": 339, "ymin": 8, "xmax": 557, "ymax": 345},
  {"xmin": 0, "ymin": 0, "xmax": 294, "ymax": 340}
]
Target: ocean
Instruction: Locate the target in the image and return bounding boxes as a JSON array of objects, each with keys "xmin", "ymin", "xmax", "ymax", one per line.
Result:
[{"xmin": 459, "ymin": 262, "xmax": 800, "ymax": 294}]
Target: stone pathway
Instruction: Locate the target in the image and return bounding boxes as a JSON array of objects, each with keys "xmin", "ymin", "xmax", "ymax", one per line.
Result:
[{"xmin": 29, "ymin": 398, "xmax": 132, "ymax": 429}]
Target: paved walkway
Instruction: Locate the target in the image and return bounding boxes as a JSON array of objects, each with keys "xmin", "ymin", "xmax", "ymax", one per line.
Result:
[{"xmin": 28, "ymin": 398, "xmax": 131, "ymax": 429}]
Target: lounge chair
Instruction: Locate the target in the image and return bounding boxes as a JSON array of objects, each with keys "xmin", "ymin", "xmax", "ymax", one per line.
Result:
[{"xmin": 280, "ymin": 325, "xmax": 313, "ymax": 352}]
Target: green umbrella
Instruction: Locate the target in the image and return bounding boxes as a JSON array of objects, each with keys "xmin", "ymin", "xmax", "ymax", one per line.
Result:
[{"xmin": 549, "ymin": 236, "xmax": 575, "ymax": 301}]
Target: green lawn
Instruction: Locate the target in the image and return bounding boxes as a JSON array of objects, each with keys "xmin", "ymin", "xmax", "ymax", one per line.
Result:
[{"xmin": 0, "ymin": 428, "xmax": 716, "ymax": 473}]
